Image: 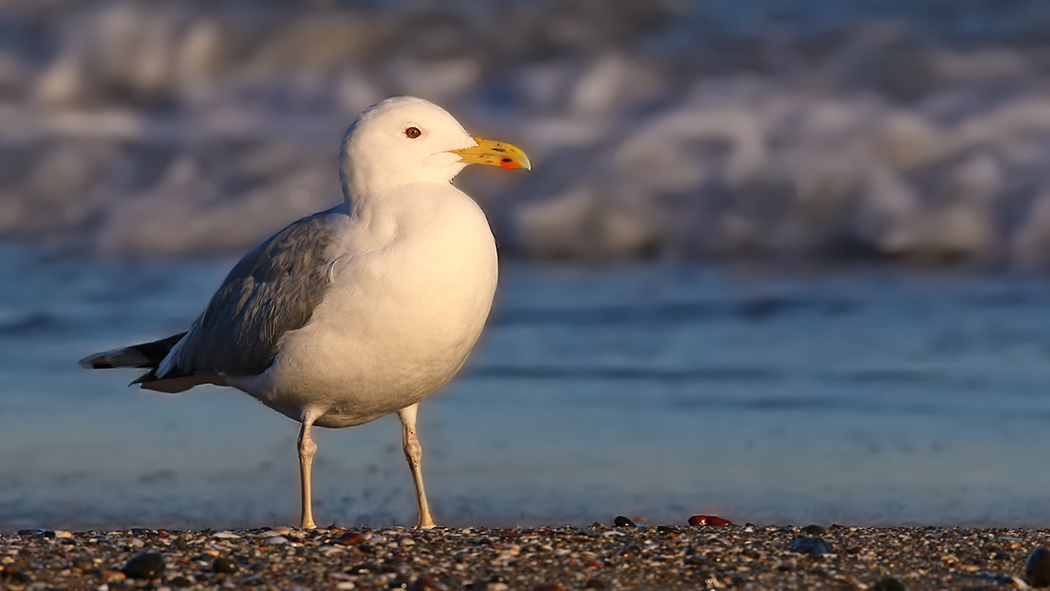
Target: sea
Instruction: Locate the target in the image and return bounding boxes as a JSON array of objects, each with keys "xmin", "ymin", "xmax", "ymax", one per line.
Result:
[{"xmin": 3, "ymin": 246, "xmax": 1050, "ymax": 531}]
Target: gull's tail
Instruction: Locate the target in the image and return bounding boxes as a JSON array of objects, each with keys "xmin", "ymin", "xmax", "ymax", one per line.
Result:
[
  {"xmin": 80, "ymin": 331, "xmax": 226, "ymax": 393},
  {"xmin": 78, "ymin": 332, "xmax": 187, "ymax": 370}
]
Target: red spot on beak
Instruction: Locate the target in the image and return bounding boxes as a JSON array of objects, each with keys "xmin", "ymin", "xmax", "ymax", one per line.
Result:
[{"xmin": 499, "ymin": 159, "xmax": 517, "ymax": 169}]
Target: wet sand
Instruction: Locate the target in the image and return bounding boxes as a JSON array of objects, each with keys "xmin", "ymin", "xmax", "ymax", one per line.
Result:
[{"xmin": 2, "ymin": 521, "xmax": 1047, "ymax": 590}]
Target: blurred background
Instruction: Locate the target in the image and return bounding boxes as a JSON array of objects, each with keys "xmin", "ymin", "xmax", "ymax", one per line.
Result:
[{"xmin": 5, "ymin": 0, "xmax": 1050, "ymax": 530}]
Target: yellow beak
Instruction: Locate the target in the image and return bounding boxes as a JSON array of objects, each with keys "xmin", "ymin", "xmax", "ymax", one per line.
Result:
[{"xmin": 450, "ymin": 136, "xmax": 531, "ymax": 170}]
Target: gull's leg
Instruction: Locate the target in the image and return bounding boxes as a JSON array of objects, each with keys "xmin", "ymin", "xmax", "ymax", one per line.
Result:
[
  {"xmin": 398, "ymin": 403, "xmax": 435, "ymax": 529},
  {"xmin": 298, "ymin": 416, "xmax": 319, "ymax": 529}
]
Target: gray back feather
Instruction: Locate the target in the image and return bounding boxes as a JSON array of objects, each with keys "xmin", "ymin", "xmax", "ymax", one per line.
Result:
[{"xmin": 170, "ymin": 209, "xmax": 341, "ymax": 377}]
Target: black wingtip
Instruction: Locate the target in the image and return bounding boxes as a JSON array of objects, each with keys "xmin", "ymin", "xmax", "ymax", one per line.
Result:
[
  {"xmin": 130, "ymin": 367, "xmax": 159, "ymax": 387},
  {"xmin": 79, "ymin": 354, "xmax": 105, "ymax": 369}
]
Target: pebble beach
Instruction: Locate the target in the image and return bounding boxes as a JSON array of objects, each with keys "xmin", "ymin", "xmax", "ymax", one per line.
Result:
[{"xmin": 3, "ymin": 520, "xmax": 1050, "ymax": 591}]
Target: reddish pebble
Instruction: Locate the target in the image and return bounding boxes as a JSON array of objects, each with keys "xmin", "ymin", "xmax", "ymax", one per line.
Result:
[
  {"xmin": 334, "ymin": 532, "xmax": 366, "ymax": 546},
  {"xmin": 688, "ymin": 515, "xmax": 732, "ymax": 526},
  {"xmin": 410, "ymin": 576, "xmax": 440, "ymax": 590}
]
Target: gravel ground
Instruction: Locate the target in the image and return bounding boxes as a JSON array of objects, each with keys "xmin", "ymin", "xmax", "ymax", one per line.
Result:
[{"xmin": 2, "ymin": 519, "xmax": 1049, "ymax": 591}]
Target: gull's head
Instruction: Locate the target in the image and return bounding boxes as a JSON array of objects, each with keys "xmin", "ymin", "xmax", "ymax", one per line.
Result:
[{"xmin": 339, "ymin": 96, "xmax": 529, "ymax": 194}]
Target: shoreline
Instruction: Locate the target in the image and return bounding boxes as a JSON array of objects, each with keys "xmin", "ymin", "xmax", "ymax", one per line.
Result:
[{"xmin": 2, "ymin": 522, "xmax": 1048, "ymax": 590}]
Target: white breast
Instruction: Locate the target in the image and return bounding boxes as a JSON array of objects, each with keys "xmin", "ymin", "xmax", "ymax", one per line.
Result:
[{"xmin": 229, "ymin": 185, "xmax": 498, "ymax": 428}]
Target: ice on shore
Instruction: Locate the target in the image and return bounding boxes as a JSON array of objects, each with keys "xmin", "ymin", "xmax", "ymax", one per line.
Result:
[{"xmin": 4, "ymin": 1, "xmax": 1050, "ymax": 267}]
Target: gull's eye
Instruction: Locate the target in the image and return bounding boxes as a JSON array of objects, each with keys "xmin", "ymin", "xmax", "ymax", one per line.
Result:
[{"xmin": 405, "ymin": 127, "xmax": 422, "ymax": 139}]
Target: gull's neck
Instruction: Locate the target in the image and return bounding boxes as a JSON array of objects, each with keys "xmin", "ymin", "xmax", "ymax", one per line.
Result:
[
  {"xmin": 342, "ymin": 170, "xmax": 468, "ymax": 229},
  {"xmin": 343, "ymin": 177, "xmax": 460, "ymax": 220}
]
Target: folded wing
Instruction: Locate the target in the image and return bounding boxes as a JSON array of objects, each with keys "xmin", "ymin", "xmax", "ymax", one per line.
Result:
[{"xmin": 81, "ymin": 208, "xmax": 343, "ymax": 393}]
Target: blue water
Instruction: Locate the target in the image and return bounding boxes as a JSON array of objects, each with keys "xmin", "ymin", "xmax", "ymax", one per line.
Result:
[{"xmin": 3, "ymin": 247, "xmax": 1050, "ymax": 531}]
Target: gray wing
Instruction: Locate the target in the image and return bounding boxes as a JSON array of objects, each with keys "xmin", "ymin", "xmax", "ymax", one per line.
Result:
[{"xmin": 154, "ymin": 208, "xmax": 342, "ymax": 380}]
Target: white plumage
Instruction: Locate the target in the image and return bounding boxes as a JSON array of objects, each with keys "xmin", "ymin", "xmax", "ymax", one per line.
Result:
[{"xmin": 80, "ymin": 96, "xmax": 530, "ymax": 528}]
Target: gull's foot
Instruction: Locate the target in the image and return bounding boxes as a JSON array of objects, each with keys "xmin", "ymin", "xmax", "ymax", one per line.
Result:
[{"xmin": 415, "ymin": 516, "xmax": 436, "ymax": 530}]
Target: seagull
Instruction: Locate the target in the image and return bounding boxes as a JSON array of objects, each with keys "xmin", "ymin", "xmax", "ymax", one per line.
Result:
[{"xmin": 79, "ymin": 96, "xmax": 530, "ymax": 529}]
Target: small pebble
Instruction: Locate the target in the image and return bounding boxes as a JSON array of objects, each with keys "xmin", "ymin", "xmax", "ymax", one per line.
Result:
[
  {"xmin": 618, "ymin": 543, "xmax": 643, "ymax": 558},
  {"xmin": 54, "ymin": 530, "xmax": 72, "ymax": 539},
  {"xmin": 121, "ymin": 552, "xmax": 165, "ymax": 579},
  {"xmin": 212, "ymin": 557, "xmax": 239, "ymax": 573},
  {"xmin": 788, "ymin": 537, "xmax": 833, "ymax": 556},
  {"xmin": 872, "ymin": 576, "xmax": 909, "ymax": 591},
  {"xmin": 1026, "ymin": 546, "xmax": 1050, "ymax": 587},
  {"xmin": 72, "ymin": 557, "xmax": 97, "ymax": 573},
  {"xmin": 801, "ymin": 525, "xmax": 828, "ymax": 535},
  {"xmin": 265, "ymin": 535, "xmax": 289, "ymax": 545},
  {"xmin": 212, "ymin": 531, "xmax": 241, "ymax": 539},
  {"xmin": 613, "ymin": 516, "xmax": 637, "ymax": 528},
  {"xmin": 335, "ymin": 532, "xmax": 367, "ymax": 546},
  {"xmin": 170, "ymin": 575, "xmax": 194, "ymax": 588},
  {"xmin": 348, "ymin": 563, "xmax": 382, "ymax": 575},
  {"xmin": 100, "ymin": 569, "xmax": 127, "ymax": 582},
  {"xmin": 688, "ymin": 515, "xmax": 733, "ymax": 526},
  {"xmin": 409, "ymin": 575, "xmax": 440, "ymax": 590}
]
